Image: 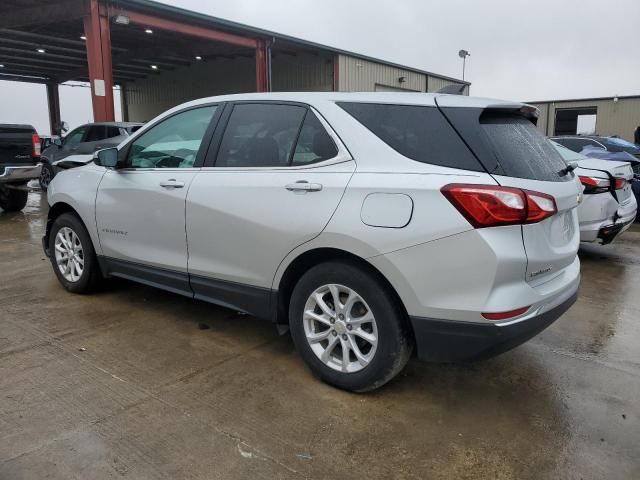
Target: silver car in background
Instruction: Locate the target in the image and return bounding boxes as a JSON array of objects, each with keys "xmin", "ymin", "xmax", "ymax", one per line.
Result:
[
  {"xmin": 551, "ymin": 141, "xmax": 637, "ymax": 244},
  {"xmin": 42, "ymin": 93, "xmax": 581, "ymax": 391}
]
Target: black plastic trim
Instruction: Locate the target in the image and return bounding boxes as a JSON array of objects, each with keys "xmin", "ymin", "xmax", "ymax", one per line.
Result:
[
  {"xmin": 410, "ymin": 290, "xmax": 578, "ymax": 362},
  {"xmin": 98, "ymin": 256, "xmax": 192, "ymax": 298},
  {"xmin": 190, "ymin": 274, "xmax": 275, "ymax": 321},
  {"xmin": 96, "ymin": 256, "xmax": 277, "ymax": 321}
]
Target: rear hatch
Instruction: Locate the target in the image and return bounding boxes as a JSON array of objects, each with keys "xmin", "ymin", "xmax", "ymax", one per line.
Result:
[
  {"xmin": 0, "ymin": 124, "xmax": 38, "ymax": 167},
  {"xmin": 436, "ymin": 97, "xmax": 581, "ymax": 284}
]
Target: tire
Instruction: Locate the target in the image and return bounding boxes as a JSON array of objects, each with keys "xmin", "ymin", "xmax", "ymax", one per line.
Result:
[
  {"xmin": 49, "ymin": 213, "xmax": 102, "ymax": 293},
  {"xmin": 0, "ymin": 186, "xmax": 28, "ymax": 212},
  {"xmin": 289, "ymin": 261, "xmax": 413, "ymax": 392},
  {"xmin": 39, "ymin": 162, "xmax": 55, "ymax": 190}
]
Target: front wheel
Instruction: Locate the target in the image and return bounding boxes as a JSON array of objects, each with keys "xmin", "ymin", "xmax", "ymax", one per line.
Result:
[
  {"xmin": 0, "ymin": 186, "xmax": 28, "ymax": 212},
  {"xmin": 289, "ymin": 261, "xmax": 413, "ymax": 392},
  {"xmin": 39, "ymin": 163, "xmax": 55, "ymax": 190},
  {"xmin": 49, "ymin": 213, "xmax": 102, "ymax": 293}
]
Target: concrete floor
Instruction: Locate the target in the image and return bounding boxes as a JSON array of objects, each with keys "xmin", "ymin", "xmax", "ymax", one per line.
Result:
[{"xmin": 1, "ymin": 191, "xmax": 639, "ymax": 480}]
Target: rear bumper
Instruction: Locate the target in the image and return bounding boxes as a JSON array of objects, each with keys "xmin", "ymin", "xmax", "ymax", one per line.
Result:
[
  {"xmin": 0, "ymin": 164, "xmax": 41, "ymax": 184},
  {"xmin": 410, "ymin": 284, "xmax": 578, "ymax": 362},
  {"xmin": 579, "ymin": 193, "xmax": 637, "ymax": 243}
]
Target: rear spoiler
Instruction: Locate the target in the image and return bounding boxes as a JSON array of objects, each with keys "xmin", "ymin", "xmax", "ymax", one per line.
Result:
[{"xmin": 436, "ymin": 84, "xmax": 467, "ymax": 95}]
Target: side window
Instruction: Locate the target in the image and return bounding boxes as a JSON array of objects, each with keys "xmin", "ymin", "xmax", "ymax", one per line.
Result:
[
  {"xmin": 85, "ymin": 126, "xmax": 106, "ymax": 142},
  {"xmin": 291, "ymin": 112, "xmax": 338, "ymax": 166},
  {"xmin": 63, "ymin": 127, "xmax": 87, "ymax": 147},
  {"xmin": 104, "ymin": 126, "xmax": 121, "ymax": 139},
  {"xmin": 127, "ymin": 106, "xmax": 217, "ymax": 169},
  {"xmin": 338, "ymin": 102, "xmax": 483, "ymax": 172},
  {"xmin": 216, "ymin": 103, "xmax": 306, "ymax": 167}
]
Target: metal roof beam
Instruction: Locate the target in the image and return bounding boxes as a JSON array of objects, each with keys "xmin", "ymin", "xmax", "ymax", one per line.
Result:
[
  {"xmin": 0, "ymin": 54, "xmax": 83, "ymax": 69},
  {"xmin": 107, "ymin": 6, "xmax": 258, "ymax": 49},
  {"xmin": 0, "ymin": 72, "xmax": 50, "ymax": 84},
  {"xmin": 0, "ymin": 45, "xmax": 85, "ymax": 63}
]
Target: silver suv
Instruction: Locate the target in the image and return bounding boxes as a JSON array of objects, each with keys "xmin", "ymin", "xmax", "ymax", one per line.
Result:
[{"xmin": 43, "ymin": 93, "xmax": 582, "ymax": 392}]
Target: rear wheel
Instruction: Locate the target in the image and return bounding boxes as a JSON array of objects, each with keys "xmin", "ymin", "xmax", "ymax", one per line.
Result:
[
  {"xmin": 49, "ymin": 213, "xmax": 102, "ymax": 293},
  {"xmin": 289, "ymin": 261, "xmax": 413, "ymax": 392},
  {"xmin": 0, "ymin": 186, "xmax": 28, "ymax": 212}
]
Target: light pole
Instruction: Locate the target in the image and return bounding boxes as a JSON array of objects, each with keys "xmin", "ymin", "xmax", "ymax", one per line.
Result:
[{"xmin": 458, "ymin": 49, "xmax": 470, "ymax": 81}]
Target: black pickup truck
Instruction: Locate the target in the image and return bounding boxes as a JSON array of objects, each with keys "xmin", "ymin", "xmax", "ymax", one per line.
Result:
[{"xmin": 0, "ymin": 124, "xmax": 42, "ymax": 212}]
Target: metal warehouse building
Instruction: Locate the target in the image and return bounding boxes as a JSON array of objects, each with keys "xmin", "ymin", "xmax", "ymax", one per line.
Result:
[
  {"xmin": 1, "ymin": 0, "xmax": 468, "ymax": 133},
  {"xmin": 529, "ymin": 95, "xmax": 640, "ymax": 143}
]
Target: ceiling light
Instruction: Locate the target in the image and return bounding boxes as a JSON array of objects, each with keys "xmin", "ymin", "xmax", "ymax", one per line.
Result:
[
  {"xmin": 195, "ymin": 56, "xmax": 202, "ymax": 61},
  {"xmin": 113, "ymin": 15, "xmax": 130, "ymax": 25},
  {"xmin": 145, "ymin": 29, "xmax": 153, "ymax": 34},
  {"xmin": 36, "ymin": 48, "xmax": 45, "ymax": 53},
  {"xmin": 150, "ymin": 64, "xmax": 158, "ymax": 70},
  {"xmin": 80, "ymin": 35, "xmax": 87, "ymax": 40},
  {"xmin": 0, "ymin": 64, "xmax": 4, "ymax": 68}
]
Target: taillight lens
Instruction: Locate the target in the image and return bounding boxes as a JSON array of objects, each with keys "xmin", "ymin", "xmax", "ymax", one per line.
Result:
[
  {"xmin": 579, "ymin": 175, "xmax": 609, "ymax": 194},
  {"xmin": 614, "ymin": 178, "xmax": 627, "ymax": 190},
  {"xmin": 441, "ymin": 184, "xmax": 557, "ymax": 228},
  {"xmin": 31, "ymin": 132, "xmax": 41, "ymax": 158}
]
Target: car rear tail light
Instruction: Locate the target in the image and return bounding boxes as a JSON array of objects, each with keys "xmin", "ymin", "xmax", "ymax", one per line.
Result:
[
  {"xmin": 578, "ymin": 175, "xmax": 609, "ymax": 194},
  {"xmin": 31, "ymin": 132, "xmax": 41, "ymax": 158},
  {"xmin": 614, "ymin": 178, "xmax": 627, "ymax": 190},
  {"xmin": 441, "ymin": 184, "xmax": 557, "ymax": 228},
  {"xmin": 482, "ymin": 306, "xmax": 530, "ymax": 321}
]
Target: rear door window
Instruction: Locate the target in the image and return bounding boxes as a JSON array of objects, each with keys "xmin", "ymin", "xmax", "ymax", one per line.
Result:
[
  {"xmin": 291, "ymin": 112, "xmax": 338, "ymax": 166},
  {"xmin": 216, "ymin": 103, "xmax": 307, "ymax": 167},
  {"xmin": 337, "ymin": 102, "xmax": 483, "ymax": 171}
]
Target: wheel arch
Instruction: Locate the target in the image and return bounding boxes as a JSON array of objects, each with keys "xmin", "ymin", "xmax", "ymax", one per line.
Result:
[
  {"xmin": 45, "ymin": 202, "xmax": 95, "ymax": 256},
  {"xmin": 275, "ymin": 247, "xmax": 413, "ymax": 338}
]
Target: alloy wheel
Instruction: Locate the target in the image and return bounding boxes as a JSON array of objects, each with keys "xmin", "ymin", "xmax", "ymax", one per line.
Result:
[
  {"xmin": 54, "ymin": 227, "xmax": 84, "ymax": 282},
  {"xmin": 303, "ymin": 283, "xmax": 378, "ymax": 373}
]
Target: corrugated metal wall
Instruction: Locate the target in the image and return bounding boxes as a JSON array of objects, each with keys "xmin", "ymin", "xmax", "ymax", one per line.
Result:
[
  {"xmin": 272, "ymin": 53, "xmax": 334, "ymax": 92},
  {"xmin": 124, "ymin": 53, "xmax": 334, "ymax": 121},
  {"xmin": 337, "ymin": 54, "xmax": 427, "ymax": 92},
  {"xmin": 337, "ymin": 54, "xmax": 469, "ymax": 95},
  {"xmin": 530, "ymin": 97, "xmax": 640, "ymax": 142}
]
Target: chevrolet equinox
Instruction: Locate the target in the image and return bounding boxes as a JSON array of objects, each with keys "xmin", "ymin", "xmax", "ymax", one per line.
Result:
[{"xmin": 43, "ymin": 92, "xmax": 582, "ymax": 392}]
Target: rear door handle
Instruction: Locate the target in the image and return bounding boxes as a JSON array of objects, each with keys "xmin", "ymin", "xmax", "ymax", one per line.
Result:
[
  {"xmin": 159, "ymin": 179, "xmax": 185, "ymax": 188},
  {"xmin": 285, "ymin": 181, "xmax": 323, "ymax": 193}
]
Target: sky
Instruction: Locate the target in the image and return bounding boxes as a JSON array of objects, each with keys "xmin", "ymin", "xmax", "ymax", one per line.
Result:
[{"xmin": 1, "ymin": 0, "xmax": 638, "ymax": 135}]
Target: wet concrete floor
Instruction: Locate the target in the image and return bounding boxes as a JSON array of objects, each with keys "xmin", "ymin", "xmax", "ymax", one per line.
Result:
[{"xmin": 1, "ymin": 191, "xmax": 639, "ymax": 479}]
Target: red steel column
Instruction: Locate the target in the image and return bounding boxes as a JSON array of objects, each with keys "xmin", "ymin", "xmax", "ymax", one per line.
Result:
[
  {"xmin": 83, "ymin": 0, "xmax": 115, "ymax": 121},
  {"xmin": 255, "ymin": 39, "xmax": 268, "ymax": 93}
]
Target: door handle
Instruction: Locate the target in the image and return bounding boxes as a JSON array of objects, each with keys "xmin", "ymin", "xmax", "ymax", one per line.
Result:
[
  {"xmin": 159, "ymin": 179, "xmax": 185, "ymax": 188},
  {"xmin": 285, "ymin": 181, "xmax": 323, "ymax": 193}
]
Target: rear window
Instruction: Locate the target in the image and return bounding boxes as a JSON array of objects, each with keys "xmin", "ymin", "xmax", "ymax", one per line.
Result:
[
  {"xmin": 479, "ymin": 114, "xmax": 569, "ymax": 182},
  {"xmin": 440, "ymin": 107, "xmax": 571, "ymax": 182},
  {"xmin": 337, "ymin": 102, "xmax": 483, "ymax": 172}
]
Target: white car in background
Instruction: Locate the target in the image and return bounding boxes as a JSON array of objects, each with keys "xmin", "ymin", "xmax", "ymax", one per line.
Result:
[{"xmin": 551, "ymin": 141, "xmax": 637, "ymax": 244}]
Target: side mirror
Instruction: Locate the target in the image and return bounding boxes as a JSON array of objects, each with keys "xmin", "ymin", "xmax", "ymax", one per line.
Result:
[
  {"xmin": 94, "ymin": 147, "xmax": 119, "ymax": 168},
  {"xmin": 53, "ymin": 137, "xmax": 62, "ymax": 147},
  {"xmin": 61, "ymin": 121, "xmax": 70, "ymax": 133}
]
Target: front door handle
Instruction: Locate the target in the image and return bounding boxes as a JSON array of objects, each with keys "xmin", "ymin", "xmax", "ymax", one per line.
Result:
[
  {"xmin": 285, "ymin": 181, "xmax": 323, "ymax": 193},
  {"xmin": 159, "ymin": 179, "xmax": 185, "ymax": 188}
]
